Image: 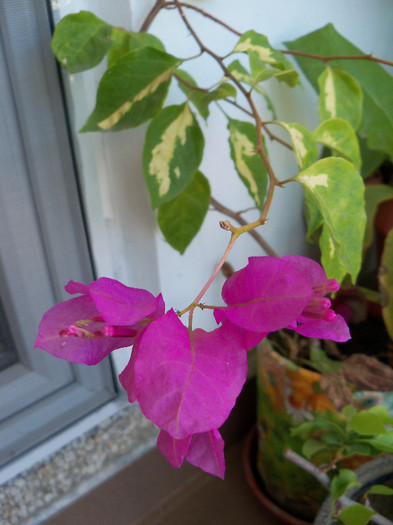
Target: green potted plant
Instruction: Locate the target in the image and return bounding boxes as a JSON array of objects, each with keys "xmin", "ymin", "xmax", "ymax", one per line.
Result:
[
  {"xmin": 34, "ymin": 0, "xmax": 393, "ymax": 520},
  {"xmin": 286, "ymin": 405, "xmax": 393, "ymax": 525}
]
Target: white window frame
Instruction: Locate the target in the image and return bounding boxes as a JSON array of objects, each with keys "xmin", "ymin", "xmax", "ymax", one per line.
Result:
[{"xmin": 0, "ymin": 0, "xmax": 117, "ymax": 467}]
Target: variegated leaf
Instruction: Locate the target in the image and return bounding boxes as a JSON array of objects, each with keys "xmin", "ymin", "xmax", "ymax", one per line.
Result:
[
  {"xmin": 143, "ymin": 103, "xmax": 204, "ymax": 208},
  {"xmin": 228, "ymin": 119, "xmax": 268, "ymax": 209},
  {"xmin": 313, "ymin": 118, "xmax": 361, "ymax": 171},
  {"xmin": 81, "ymin": 47, "xmax": 180, "ymax": 132},
  {"xmin": 51, "ymin": 11, "xmax": 113, "ymax": 73},
  {"xmin": 233, "ymin": 30, "xmax": 293, "ymax": 71},
  {"xmin": 226, "ymin": 60, "xmax": 276, "ymax": 117},
  {"xmin": 295, "ymin": 157, "xmax": 366, "ymax": 283},
  {"xmin": 272, "ymin": 121, "xmax": 318, "ymax": 169},
  {"xmin": 158, "ymin": 171, "xmax": 210, "ymax": 254},
  {"xmin": 318, "ymin": 67, "xmax": 363, "ymax": 130},
  {"xmin": 286, "ymin": 24, "xmax": 393, "ymax": 160}
]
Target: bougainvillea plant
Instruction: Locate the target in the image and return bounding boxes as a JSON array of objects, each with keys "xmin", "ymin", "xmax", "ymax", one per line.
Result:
[
  {"xmin": 35, "ymin": 0, "xmax": 393, "ymax": 499},
  {"xmin": 36, "ymin": 256, "xmax": 349, "ymax": 477}
]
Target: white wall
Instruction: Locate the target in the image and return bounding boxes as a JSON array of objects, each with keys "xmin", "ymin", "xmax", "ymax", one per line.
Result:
[
  {"xmin": 129, "ymin": 0, "xmax": 393, "ymax": 332},
  {"xmin": 52, "ymin": 0, "xmax": 392, "ymax": 374}
]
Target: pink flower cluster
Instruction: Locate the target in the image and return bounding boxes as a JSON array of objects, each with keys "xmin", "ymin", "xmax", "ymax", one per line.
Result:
[{"xmin": 35, "ymin": 256, "xmax": 350, "ymax": 478}]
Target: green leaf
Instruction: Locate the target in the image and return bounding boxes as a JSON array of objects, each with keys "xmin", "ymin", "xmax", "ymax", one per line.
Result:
[
  {"xmin": 367, "ymin": 484, "xmax": 393, "ymax": 496},
  {"xmin": 272, "ymin": 122, "xmax": 318, "ymax": 169},
  {"xmin": 360, "ymin": 138, "xmax": 386, "ymax": 179},
  {"xmin": 318, "ymin": 67, "xmax": 363, "ymax": 130},
  {"xmin": 342, "ymin": 405, "xmax": 357, "ymax": 419},
  {"xmin": 309, "ymin": 346, "xmax": 341, "ymax": 374},
  {"xmin": 175, "ymin": 70, "xmax": 209, "ymax": 120},
  {"xmin": 157, "ymin": 171, "xmax": 210, "ymax": 253},
  {"xmin": 227, "ymin": 60, "xmax": 276, "ymax": 117},
  {"xmin": 347, "ymin": 411, "xmax": 386, "ymax": 436},
  {"xmin": 234, "ymin": 30, "xmax": 295, "ymax": 72},
  {"xmin": 367, "ymin": 405, "xmax": 393, "ymax": 426},
  {"xmin": 365, "ymin": 430, "xmax": 393, "ymax": 453},
  {"xmin": 343, "ymin": 442, "xmax": 372, "ymax": 457},
  {"xmin": 331, "ymin": 469, "xmax": 360, "ymax": 502},
  {"xmin": 227, "ymin": 119, "xmax": 268, "ymax": 209},
  {"xmin": 107, "ymin": 28, "xmax": 165, "ymax": 68},
  {"xmin": 303, "ymin": 198, "xmax": 324, "ymax": 242},
  {"xmin": 202, "ymin": 83, "xmax": 237, "ymax": 105},
  {"xmin": 143, "ymin": 103, "xmax": 204, "ymax": 208},
  {"xmin": 338, "ymin": 504, "xmax": 376, "ymax": 525},
  {"xmin": 364, "ymin": 185, "xmax": 393, "ymax": 250},
  {"xmin": 285, "ymin": 24, "xmax": 393, "ymax": 159},
  {"xmin": 313, "ymin": 118, "xmax": 361, "ymax": 171},
  {"xmin": 81, "ymin": 47, "xmax": 180, "ymax": 132},
  {"xmin": 290, "ymin": 420, "xmax": 320, "ymax": 437},
  {"xmin": 302, "ymin": 439, "xmax": 328, "ymax": 459},
  {"xmin": 380, "ymin": 228, "xmax": 393, "ymax": 340},
  {"xmin": 295, "ymin": 157, "xmax": 366, "ymax": 282},
  {"xmin": 51, "ymin": 11, "xmax": 113, "ymax": 73},
  {"xmin": 249, "ymin": 54, "xmax": 299, "ymax": 87}
]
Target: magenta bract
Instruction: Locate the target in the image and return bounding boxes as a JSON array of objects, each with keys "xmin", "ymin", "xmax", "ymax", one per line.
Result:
[
  {"xmin": 35, "ymin": 278, "xmax": 164, "ymax": 365},
  {"xmin": 219, "ymin": 257, "xmax": 313, "ymax": 333},
  {"xmin": 157, "ymin": 428, "xmax": 225, "ymax": 479},
  {"xmin": 134, "ymin": 310, "xmax": 248, "ymax": 439},
  {"xmin": 216, "ymin": 256, "xmax": 350, "ymax": 343}
]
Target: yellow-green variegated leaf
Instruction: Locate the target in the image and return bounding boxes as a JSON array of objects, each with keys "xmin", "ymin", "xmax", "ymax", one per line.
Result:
[
  {"xmin": 318, "ymin": 67, "xmax": 363, "ymax": 130},
  {"xmin": 295, "ymin": 157, "xmax": 366, "ymax": 283},
  {"xmin": 107, "ymin": 28, "xmax": 165, "ymax": 68},
  {"xmin": 313, "ymin": 118, "xmax": 361, "ymax": 171},
  {"xmin": 227, "ymin": 60, "xmax": 276, "ymax": 117},
  {"xmin": 51, "ymin": 11, "xmax": 113, "ymax": 73},
  {"xmin": 285, "ymin": 24, "xmax": 393, "ymax": 159},
  {"xmin": 233, "ymin": 30, "xmax": 294, "ymax": 71},
  {"xmin": 364, "ymin": 185, "xmax": 393, "ymax": 250},
  {"xmin": 158, "ymin": 171, "xmax": 210, "ymax": 254},
  {"xmin": 380, "ymin": 228, "xmax": 393, "ymax": 340},
  {"xmin": 272, "ymin": 122, "xmax": 318, "ymax": 169},
  {"xmin": 143, "ymin": 103, "xmax": 204, "ymax": 208},
  {"xmin": 228, "ymin": 119, "xmax": 268, "ymax": 209},
  {"xmin": 81, "ymin": 47, "xmax": 180, "ymax": 132}
]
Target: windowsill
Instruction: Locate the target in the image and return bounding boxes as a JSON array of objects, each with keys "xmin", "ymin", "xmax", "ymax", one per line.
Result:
[
  {"xmin": 0, "ymin": 401, "xmax": 158, "ymax": 525},
  {"xmin": 39, "ymin": 378, "xmax": 286, "ymax": 525},
  {"xmin": 1, "ymin": 377, "xmax": 261, "ymax": 525}
]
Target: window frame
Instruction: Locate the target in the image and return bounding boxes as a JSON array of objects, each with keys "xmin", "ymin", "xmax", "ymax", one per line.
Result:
[{"xmin": 0, "ymin": 0, "xmax": 117, "ymax": 467}]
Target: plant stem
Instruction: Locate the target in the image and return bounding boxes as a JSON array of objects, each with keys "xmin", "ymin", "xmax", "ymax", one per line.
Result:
[
  {"xmin": 164, "ymin": 2, "xmax": 242, "ymax": 36},
  {"xmin": 178, "ymin": 232, "xmax": 238, "ymax": 317},
  {"xmin": 139, "ymin": 0, "xmax": 167, "ymax": 32},
  {"xmin": 282, "ymin": 49, "xmax": 393, "ymax": 67},
  {"xmin": 210, "ymin": 197, "xmax": 279, "ymax": 257}
]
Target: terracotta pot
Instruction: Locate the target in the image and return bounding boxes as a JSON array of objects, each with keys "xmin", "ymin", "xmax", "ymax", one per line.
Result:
[
  {"xmin": 243, "ymin": 425, "xmax": 312, "ymax": 525},
  {"xmin": 255, "ymin": 339, "xmax": 393, "ymax": 522}
]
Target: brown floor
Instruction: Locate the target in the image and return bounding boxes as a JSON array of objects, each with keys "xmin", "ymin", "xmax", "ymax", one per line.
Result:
[
  {"xmin": 43, "ymin": 380, "xmax": 288, "ymax": 525},
  {"xmin": 44, "ymin": 438, "xmax": 286, "ymax": 525}
]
